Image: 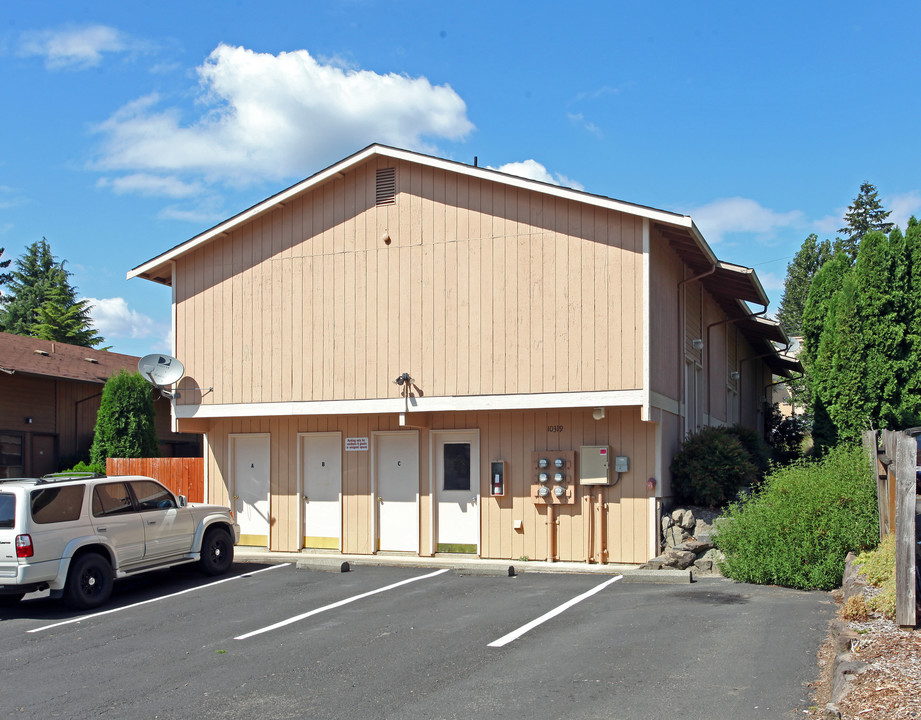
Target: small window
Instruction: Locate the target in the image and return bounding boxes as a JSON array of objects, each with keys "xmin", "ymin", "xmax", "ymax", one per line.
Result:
[
  {"xmin": 93, "ymin": 482, "xmax": 135, "ymax": 517},
  {"xmin": 0, "ymin": 434, "xmax": 24, "ymax": 479},
  {"xmin": 443, "ymin": 443, "xmax": 471, "ymax": 491},
  {"xmin": 30, "ymin": 485, "xmax": 86, "ymax": 524},
  {"xmin": 130, "ymin": 480, "xmax": 176, "ymax": 511},
  {"xmin": 0, "ymin": 493, "xmax": 15, "ymax": 529}
]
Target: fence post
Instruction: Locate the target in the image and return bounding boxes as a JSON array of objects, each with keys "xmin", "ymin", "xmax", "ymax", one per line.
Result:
[
  {"xmin": 894, "ymin": 432, "xmax": 917, "ymax": 628},
  {"xmin": 863, "ymin": 431, "xmax": 884, "ymax": 540}
]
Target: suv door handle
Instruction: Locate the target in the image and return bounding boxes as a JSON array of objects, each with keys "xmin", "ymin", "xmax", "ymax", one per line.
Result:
[{"xmin": 147, "ymin": 520, "xmax": 157, "ymax": 525}]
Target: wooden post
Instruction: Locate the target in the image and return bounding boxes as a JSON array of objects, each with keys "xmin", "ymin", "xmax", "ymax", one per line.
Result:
[
  {"xmin": 862, "ymin": 431, "xmax": 886, "ymax": 541},
  {"xmin": 894, "ymin": 433, "xmax": 917, "ymax": 628}
]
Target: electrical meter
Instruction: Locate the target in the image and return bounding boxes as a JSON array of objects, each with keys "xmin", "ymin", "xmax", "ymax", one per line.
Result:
[
  {"xmin": 554, "ymin": 472, "xmax": 564, "ymax": 483},
  {"xmin": 538, "ymin": 458, "xmax": 549, "ymax": 468},
  {"xmin": 538, "ymin": 485, "xmax": 550, "ymax": 498},
  {"xmin": 554, "ymin": 458, "xmax": 564, "ymax": 468},
  {"xmin": 538, "ymin": 472, "xmax": 549, "ymax": 483},
  {"xmin": 553, "ymin": 485, "xmax": 566, "ymax": 498}
]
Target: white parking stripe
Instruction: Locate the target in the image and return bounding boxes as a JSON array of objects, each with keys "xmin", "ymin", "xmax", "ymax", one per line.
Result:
[
  {"xmin": 235, "ymin": 568, "xmax": 451, "ymax": 640},
  {"xmin": 488, "ymin": 574, "xmax": 623, "ymax": 648},
  {"xmin": 28, "ymin": 564, "xmax": 290, "ymax": 633}
]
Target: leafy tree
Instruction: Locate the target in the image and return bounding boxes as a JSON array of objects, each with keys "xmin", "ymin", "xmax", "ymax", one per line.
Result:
[
  {"xmin": 0, "ymin": 238, "xmax": 104, "ymax": 347},
  {"xmin": 777, "ymin": 233, "xmax": 832, "ymax": 337},
  {"xmin": 90, "ymin": 370, "xmax": 160, "ymax": 467},
  {"xmin": 836, "ymin": 181, "xmax": 894, "ymax": 262}
]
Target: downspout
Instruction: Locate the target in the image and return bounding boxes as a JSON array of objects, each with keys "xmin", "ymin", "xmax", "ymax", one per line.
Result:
[
  {"xmin": 705, "ymin": 305, "xmax": 767, "ymax": 422},
  {"xmin": 677, "ymin": 264, "xmax": 717, "ymax": 434}
]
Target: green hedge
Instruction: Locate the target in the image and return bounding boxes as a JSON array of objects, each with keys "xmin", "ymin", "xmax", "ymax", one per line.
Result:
[{"xmin": 714, "ymin": 445, "xmax": 878, "ymax": 590}]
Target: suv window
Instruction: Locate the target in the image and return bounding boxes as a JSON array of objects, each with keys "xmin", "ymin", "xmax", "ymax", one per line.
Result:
[
  {"xmin": 93, "ymin": 482, "xmax": 135, "ymax": 517},
  {"xmin": 30, "ymin": 485, "xmax": 86, "ymax": 524},
  {"xmin": 130, "ymin": 480, "xmax": 177, "ymax": 511},
  {"xmin": 0, "ymin": 493, "xmax": 14, "ymax": 529}
]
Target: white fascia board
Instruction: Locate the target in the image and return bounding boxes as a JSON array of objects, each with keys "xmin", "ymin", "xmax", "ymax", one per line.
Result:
[
  {"xmin": 174, "ymin": 389, "xmax": 645, "ymax": 420},
  {"xmin": 128, "ymin": 145, "xmax": 694, "ymax": 280}
]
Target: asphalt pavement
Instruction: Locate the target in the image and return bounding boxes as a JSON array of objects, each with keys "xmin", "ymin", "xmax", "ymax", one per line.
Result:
[{"xmin": 0, "ymin": 558, "xmax": 835, "ymax": 719}]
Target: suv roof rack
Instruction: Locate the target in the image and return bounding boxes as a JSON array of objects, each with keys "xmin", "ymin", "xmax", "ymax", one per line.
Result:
[{"xmin": 37, "ymin": 471, "xmax": 106, "ymax": 484}]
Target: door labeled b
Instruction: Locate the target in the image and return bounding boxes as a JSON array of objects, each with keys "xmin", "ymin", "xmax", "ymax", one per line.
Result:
[{"xmin": 301, "ymin": 433, "xmax": 342, "ymax": 550}]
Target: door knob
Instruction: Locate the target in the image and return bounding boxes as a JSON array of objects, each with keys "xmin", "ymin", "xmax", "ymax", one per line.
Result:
[{"xmin": 378, "ymin": 496, "xmax": 383, "ymax": 504}]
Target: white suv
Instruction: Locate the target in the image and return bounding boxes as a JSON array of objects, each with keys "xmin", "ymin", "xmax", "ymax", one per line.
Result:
[{"xmin": 0, "ymin": 473, "xmax": 240, "ymax": 610}]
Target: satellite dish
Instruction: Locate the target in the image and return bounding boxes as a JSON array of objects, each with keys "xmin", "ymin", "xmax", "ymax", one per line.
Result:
[{"xmin": 138, "ymin": 354, "xmax": 184, "ymax": 388}]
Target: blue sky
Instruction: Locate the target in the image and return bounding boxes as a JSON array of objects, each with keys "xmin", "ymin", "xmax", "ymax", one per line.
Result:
[{"xmin": 2, "ymin": 1, "xmax": 919, "ymax": 358}]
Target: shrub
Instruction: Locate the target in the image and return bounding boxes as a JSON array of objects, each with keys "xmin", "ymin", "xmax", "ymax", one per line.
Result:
[
  {"xmin": 840, "ymin": 594, "xmax": 869, "ymax": 622},
  {"xmin": 65, "ymin": 460, "xmax": 106, "ymax": 475},
  {"xmin": 670, "ymin": 426, "xmax": 759, "ymax": 507},
  {"xmin": 726, "ymin": 424, "xmax": 773, "ymax": 478},
  {"xmin": 714, "ymin": 445, "xmax": 878, "ymax": 590},
  {"xmin": 90, "ymin": 370, "xmax": 160, "ymax": 467},
  {"xmin": 855, "ymin": 535, "xmax": 897, "ymax": 619}
]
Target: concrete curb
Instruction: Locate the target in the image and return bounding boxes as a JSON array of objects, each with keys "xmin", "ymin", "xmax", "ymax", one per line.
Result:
[
  {"xmin": 234, "ymin": 548, "xmax": 693, "ymax": 584},
  {"xmin": 824, "ymin": 554, "xmax": 869, "ymax": 717}
]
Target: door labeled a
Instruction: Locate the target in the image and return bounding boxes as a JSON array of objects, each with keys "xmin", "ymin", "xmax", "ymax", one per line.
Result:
[
  {"xmin": 376, "ymin": 432, "xmax": 419, "ymax": 552},
  {"xmin": 232, "ymin": 434, "xmax": 270, "ymax": 547},
  {"xmin": 434, "ymin": 431, "xmax": 479, "ymax": 554}
]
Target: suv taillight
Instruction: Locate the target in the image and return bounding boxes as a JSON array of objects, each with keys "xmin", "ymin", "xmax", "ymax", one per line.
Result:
[{"xmin": 15, "ymin": 534, "xmax": 33, "ymax": 558}]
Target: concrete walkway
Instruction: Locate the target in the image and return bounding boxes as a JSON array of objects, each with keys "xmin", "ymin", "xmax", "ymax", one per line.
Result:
[{"xmin": 233, "ymin": 546, "xmax": 694, "ymax": 583}]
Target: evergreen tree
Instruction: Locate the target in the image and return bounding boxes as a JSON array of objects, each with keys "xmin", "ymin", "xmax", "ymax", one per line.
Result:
[
  {"xmin": 0, "ymin": 247, "xmax": 10, "ymax": 287},
  {"xmin": 777, "ymin": 233, "xmax": 832, "ymax": 337},
  {"xmin": 0, "ymin": 238, "xmax": 104, "ymax": 347},
  {"xmin": 90, "ymin": 370, "xmax": 160, "ymax": 467},
  {"xmin": 836, "ymin": 182, "xmax": 894, "ymax": 262}
]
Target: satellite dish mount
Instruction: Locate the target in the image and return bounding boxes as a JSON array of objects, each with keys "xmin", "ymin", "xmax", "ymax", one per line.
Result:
[{"xmin": 138, "ymin": 354, "xmax": 185, "ymax": 399}]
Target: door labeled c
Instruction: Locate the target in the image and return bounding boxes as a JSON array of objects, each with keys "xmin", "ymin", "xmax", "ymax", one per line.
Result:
[
  {"xmin": 434, "ymin": 431, "xmax": 479, "ymax": 554},
  {"xmin": 375, "ymin": 432, "xmax": 419, "ymax": 552}
]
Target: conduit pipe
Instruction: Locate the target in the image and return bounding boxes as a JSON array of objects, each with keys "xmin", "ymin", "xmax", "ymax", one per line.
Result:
[{"xmin": 677, "ymin": 264, "xmax": 717, "ymax": 430}]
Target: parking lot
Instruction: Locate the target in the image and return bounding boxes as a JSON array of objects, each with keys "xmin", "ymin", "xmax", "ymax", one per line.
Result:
[{"xmin": 1, "ymin": 562, "xmax": 835, "ymax": 719}]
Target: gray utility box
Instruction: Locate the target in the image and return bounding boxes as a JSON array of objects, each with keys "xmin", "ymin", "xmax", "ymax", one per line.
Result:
[{"xmin": 579, "ymin": 445, "xmax": 612, "ymax": 485}]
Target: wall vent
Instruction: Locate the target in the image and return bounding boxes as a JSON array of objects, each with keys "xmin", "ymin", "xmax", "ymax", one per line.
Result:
[{"xmin": 375, "ymin": 168, "xmax": 396, "ymax": 206}]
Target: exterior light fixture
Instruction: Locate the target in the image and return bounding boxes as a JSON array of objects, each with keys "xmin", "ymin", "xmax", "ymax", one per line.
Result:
[
  {"xmin": 730, "ymin": 371, "xmax": 740, "ymax": 380},
  {"xmin": 692, "ymin": 339, "xmax": 704, "ymax": 350}
]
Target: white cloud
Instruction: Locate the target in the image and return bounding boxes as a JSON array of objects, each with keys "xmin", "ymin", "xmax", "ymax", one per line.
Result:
[
  {"xmin": 92, "ymin": 44, "xmax": 474, "ymax": 188},
  {"xmin": 754, "ymin": 270, "xmax": 784, "ymax": 293},
  {"xmin": 97, "ymin": 173, "xmax": 204, "ymax": 199},
  {"xmin": 688, "ymin": 197, "xmax": 803, "ymax": 245},
  {"xmin": 813, "ymin": 212, "xmax": 843, "ymax": 235},
  {"xmin": 0, "ymin": 185, "xmax": 27, "ymax": 210},
  {"xmin": 18, "ymin": 25, "xmax": 134, "ymax": 70},
  {"xmin": 566, "ymin": 112, "xmax": 602, "ymax": 137},
  {"xmin": 888, "ymin": 190, "xmax": 921, "ymax": 231},
  {"xmin": 490, "ymin": 159, "xmax": 584, "ymax": 191},
  {"xmin": 84, "ymin": 297, "xmax": 167, "ymax": 341}
]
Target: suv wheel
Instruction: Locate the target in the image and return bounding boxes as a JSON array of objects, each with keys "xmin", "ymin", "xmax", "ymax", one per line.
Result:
[
  {"xmin": 199, "ymin": 528, "xmax": 234, "ymax": 576},
  {"xmin": 64, "ymin": 553, "xmax": 114, "ymax": 610}
]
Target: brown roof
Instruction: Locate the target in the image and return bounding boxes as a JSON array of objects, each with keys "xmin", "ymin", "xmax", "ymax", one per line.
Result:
[{"xmin": 0, "ymin": 332, "xmax": 140, "ymax": 384}]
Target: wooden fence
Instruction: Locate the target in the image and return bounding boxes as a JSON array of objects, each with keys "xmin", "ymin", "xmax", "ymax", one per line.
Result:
[
  {"xmin": 864, "ymin": 430, "xmax": 918, "ymax": 628},
  {"xmin": 106, "ymin": 457, "xmax": 205, "ymax": 503}
]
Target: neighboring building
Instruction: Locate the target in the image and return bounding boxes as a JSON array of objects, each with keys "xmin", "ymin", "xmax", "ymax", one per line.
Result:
[
  {"xmin": 0, "ymin": 332, "xmax": 201, "ymax": 477},
  {"xmin": 773, "ymin": 336, "xmax": 805, "ymax": 417},
  {"xmin": 128, "ymin": 144, "xmax": 800, "ymax": 563}
]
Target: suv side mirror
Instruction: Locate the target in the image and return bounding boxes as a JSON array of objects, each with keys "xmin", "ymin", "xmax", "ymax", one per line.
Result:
[{"xmin": 177, "ymin": 495, "xmax": 188, "ymax": 507}]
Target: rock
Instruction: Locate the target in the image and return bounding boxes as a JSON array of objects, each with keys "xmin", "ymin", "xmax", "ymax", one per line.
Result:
[
  {"xmin": 830, "ymin": 654, "xmax": 868, "ymax": 705},
  {"xmin": 693, "ymin": 519, "xmax": 713, "ymax": 542},
  {"xmin": 661, "ymin": 515, "xmax": 673, "ymax": 534},
  {"xmin": 643, "ymin": 557, "xmax": 667, "ymax": 570},
  {"xmin": 662, "ymin": 548, "xmax": 696, "ymax": 569},
  {"xmin": 679, "ymin": 539, "xmax": 714, "ymax": 555},
  {"xmin": 824, "ymin": 703, "xmax": 842, "ymax": 720},
  {"xmin": 679, "ymin": 509, "xmax": 696, "ymax": 531},
  {"xmin": 664, "ymin": 525, "xmax": 689, "ymax": 548},
  {"xmin": 693, "ymin": 558, "xmax": 713, "ymax": 572}
]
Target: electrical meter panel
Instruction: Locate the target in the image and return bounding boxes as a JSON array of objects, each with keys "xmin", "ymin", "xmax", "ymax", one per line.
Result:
[
  {"xmin": 531, "ymin": 450, "xmax": 575, "ymax": 504},
  {"xmin": 579, "ymin": 445, "xmax": 611, "ymax": 485}
]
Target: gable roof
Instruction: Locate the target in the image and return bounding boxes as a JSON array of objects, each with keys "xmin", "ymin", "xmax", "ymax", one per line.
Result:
[
  {"xmin": 128, "ymin": 143, "xmax": 709, "ymax": 286},
  {"xmin": 0, "ymin": 332, "xmax": 140, "ymax": 384}
]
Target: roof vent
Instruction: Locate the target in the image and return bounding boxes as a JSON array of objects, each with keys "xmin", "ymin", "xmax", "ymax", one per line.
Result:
[
  {"xmin": 376, "ymin": 168, "xmax": 396, "ymax": 206},
  {"xmin": 85, "ymin": 357, "xmax": 99, "ymax": 364},
  {"xmin": 34, "ymin": 349, "xmax": 49, "ymax": 356}
]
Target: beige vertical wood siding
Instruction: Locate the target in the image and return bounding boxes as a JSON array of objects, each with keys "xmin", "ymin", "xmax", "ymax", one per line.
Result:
[
  {"xmin": 201, "ymin": 407, "xmax": 654, "ymax": 564},
  {"xmin": 174, "ymin": 158, "xmax": 645, "ymax": 406},
  {"xmin": 648, "ymin": 230, "xmax": 682, "ymax": 400}
]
